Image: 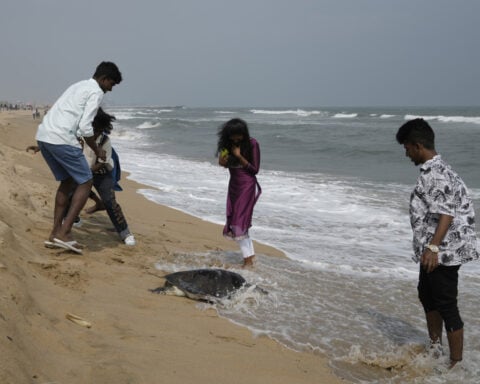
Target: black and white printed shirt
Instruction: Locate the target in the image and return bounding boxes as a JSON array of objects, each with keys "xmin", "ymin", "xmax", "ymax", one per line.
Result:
[{"xmin": 410, "ymin": 155, "xmax": 479, "ymax": 266}]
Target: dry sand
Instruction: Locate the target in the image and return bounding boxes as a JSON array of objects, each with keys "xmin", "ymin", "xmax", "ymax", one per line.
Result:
[{"xmin": 0, "ymin": 110, "xmax": 345, "ymax": 384}]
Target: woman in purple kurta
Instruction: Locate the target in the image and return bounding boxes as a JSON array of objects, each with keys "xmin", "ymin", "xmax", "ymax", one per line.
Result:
[{"xmin": 217, "ymin": 119, "xmax": 261, "ymax": 267}]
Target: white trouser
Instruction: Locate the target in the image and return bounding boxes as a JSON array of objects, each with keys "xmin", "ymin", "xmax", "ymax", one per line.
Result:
[{"xmin": 236, "ymin": 237, "xmax": 255, "ymax": 259}]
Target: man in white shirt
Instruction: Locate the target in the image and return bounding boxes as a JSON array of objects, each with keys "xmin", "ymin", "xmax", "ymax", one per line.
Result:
[{"xmin": 36, "ymin": 61, "xmax": 122, "ymax": 253}]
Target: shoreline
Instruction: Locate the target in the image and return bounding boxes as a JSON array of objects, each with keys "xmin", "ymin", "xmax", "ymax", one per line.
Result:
[{"xmin": 0, "ymin": 110, "xmax": 346, "ymax": 383}]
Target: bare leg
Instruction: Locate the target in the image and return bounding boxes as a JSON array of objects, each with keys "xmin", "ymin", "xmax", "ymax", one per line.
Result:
[
  {"xmin": 242, "ymin": 255, "xmax": 255, "ymax": 268},
  {"xmin": 426, "ymin": 310, "xmax": 444, "ymax": 345},
  {"xmin": 447, "ymin": 328, "xmax": 463, "ymax": 368},
  {"xmin": 53, "ymin": 179, "xmax": 93, "ymax": 242},
  {"xmin": 85, "ymin": 191, "xmax": 105, "ymax": 214},
  {"xmin": 237, "ymin": 238, "xmax": 255, "ymax": 268},
  {"xmin": 50, "ymin": 178, "xmax": 76, "ymax": 241}
]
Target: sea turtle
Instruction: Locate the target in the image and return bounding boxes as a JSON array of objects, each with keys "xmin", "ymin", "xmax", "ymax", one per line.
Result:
[{"xmin": 150, "ymin": 268, "xmax": 256, "ymax": 301}]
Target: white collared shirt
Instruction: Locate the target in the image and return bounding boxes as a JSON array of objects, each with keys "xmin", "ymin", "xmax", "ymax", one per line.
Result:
[{"xmin": 36, "ymin": 79, "xmax": 104, "ymax": 147}]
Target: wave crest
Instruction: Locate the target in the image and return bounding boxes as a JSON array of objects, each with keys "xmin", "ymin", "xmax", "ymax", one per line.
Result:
[
  {"xmin": 136, "ymin": 121, "xmax": 161, "ymax": 129},
  {"xmin": 405, "ymin": 114, "xmax": 480, "ymax": 125},
  {"xmin": 250, "ymin": 109, "xmax": 325, "ymax": 117}
]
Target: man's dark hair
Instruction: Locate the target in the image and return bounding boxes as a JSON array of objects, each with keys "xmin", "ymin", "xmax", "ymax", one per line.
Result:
[
  {"xmin": 93, "ymin": 107, "xmax": 116, "ymax": 134},
  {"xmin": 396, "ymin": 118, "xmax": 435, "ymax": 150},
  {"xmin": 93, "ymin": 61, "xmax": 122, "ymax": 84}
]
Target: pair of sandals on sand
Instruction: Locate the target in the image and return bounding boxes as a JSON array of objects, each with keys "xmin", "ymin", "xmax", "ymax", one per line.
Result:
[{"xmin": 44, "ymin": 238, "xmax": 83, "ymax": 254}]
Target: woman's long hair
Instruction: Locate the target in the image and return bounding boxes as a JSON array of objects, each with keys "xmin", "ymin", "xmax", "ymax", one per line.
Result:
[{"xmin": 216, "ymin": 118, "xmax": 252, "ymax": 162}]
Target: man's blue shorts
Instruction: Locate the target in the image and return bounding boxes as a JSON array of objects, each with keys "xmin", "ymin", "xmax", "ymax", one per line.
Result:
[{"xmin": 38, "ymin": 141, "xmax": 92, "ymax": 184}]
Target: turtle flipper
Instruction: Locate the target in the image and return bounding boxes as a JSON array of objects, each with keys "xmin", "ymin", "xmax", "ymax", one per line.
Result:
[{"xmin": 149, "ymin": 286, "xmax": 167, "ymax": 294}]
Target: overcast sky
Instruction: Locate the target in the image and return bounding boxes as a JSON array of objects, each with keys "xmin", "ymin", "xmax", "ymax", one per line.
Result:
[{"xmin": 1, "ymin": 0, "xmax": 479, "ymax": 107}]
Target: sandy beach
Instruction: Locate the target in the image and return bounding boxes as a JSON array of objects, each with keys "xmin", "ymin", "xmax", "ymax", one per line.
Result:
[{"xmin": 0, "ymin": 110, "xmax": 345, "ymax": 384}]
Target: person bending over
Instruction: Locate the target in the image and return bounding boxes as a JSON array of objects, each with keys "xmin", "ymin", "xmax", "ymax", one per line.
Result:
[
  {"xmin": 35, "ymin": 61, "xmax": 122, "ymax": 253},
  {"xmin": 83, "ymin": 108, "xmax": 136, "ymax": 246}
]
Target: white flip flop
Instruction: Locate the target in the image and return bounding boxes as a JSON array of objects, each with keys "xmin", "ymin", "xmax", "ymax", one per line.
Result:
[{"xmin": 53, "ymin": 238, "xmax": 83, "ymax": 254}]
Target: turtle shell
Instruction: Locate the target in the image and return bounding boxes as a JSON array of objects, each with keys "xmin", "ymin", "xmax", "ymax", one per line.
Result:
[{"xmin": 165, "ymin": 269, "xmax": 246, "ymax": 299}]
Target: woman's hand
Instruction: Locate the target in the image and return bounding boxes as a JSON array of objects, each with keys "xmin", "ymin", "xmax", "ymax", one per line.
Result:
[
  {"xmin": 95, "ymin": 147, "xmax": 107, "ymax": 161},
  {"xmin": 219, "ymin": 154, "xmax": 228, "ymax": 167},
  {"xmin": 91, "ymin": 162, "xmax": 106, "ymax": 173},
  {"xmin": 231, "ymin": 145, "xmax": 241, "ymax": 158},
  {"xmin": 231, "ymin": 145, "xmax": 249, "ymax": 167}
]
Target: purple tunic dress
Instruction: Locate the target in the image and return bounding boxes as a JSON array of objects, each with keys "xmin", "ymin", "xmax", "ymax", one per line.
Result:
[{"xmin": 223, "ymin": 138, "xmax": 262, "ymax": 240}]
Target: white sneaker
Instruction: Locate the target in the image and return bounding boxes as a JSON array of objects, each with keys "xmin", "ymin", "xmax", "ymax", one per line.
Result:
[
  {"xmin": 124, "ymin": 234, "xmax": 136, "ymax": 246},
  {"xmin": 72, "ymin": 217, "xmax": 82, "ymax": 228}
]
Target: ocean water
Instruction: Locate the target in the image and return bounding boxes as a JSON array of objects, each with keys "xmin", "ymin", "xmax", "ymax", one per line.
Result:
[{"xmin": 108, "ymin": 106, "xmax": 480, "ymax": 383}]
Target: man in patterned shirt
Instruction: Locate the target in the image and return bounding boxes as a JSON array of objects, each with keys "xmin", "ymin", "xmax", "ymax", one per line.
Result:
[{"xmin": 396, "ymin": 118, "xmax": 478, "ymax": 368}]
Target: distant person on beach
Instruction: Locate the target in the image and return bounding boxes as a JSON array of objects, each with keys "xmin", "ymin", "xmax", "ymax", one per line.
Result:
[
  {"xmin": 83, "ymin": 108, "xmax": 135, "ymax": 246},
  {"xmin": 396, "ymin": 118, "xmax": 478, "ymax": 368},
  {"xmin": 217, "ymin": 118, "xmax": 261, "ymax": 267},
  {"xmin": 35, "ymin": 61, "xmax": 122, "ymax": 253}
]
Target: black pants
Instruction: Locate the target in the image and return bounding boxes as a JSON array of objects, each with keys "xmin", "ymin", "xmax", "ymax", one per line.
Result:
[
  {"xmin": 418, "ymin": 264, "xmax": 463, "ymax": 332},
  {"xmin": 92, "ymin": 172, "xmax": 130, "ymax": 239}
]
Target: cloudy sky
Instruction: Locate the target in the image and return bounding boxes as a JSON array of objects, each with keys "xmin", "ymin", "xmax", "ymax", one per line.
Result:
[{"xmin": 1, "ymin": 0, "xmax": 479, "ymax": 107}]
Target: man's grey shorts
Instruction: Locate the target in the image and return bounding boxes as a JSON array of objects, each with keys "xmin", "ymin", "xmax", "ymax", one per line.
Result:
[{"xmin": 38, "ymin": 141, "xmax": 92, "ymax": 184}]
